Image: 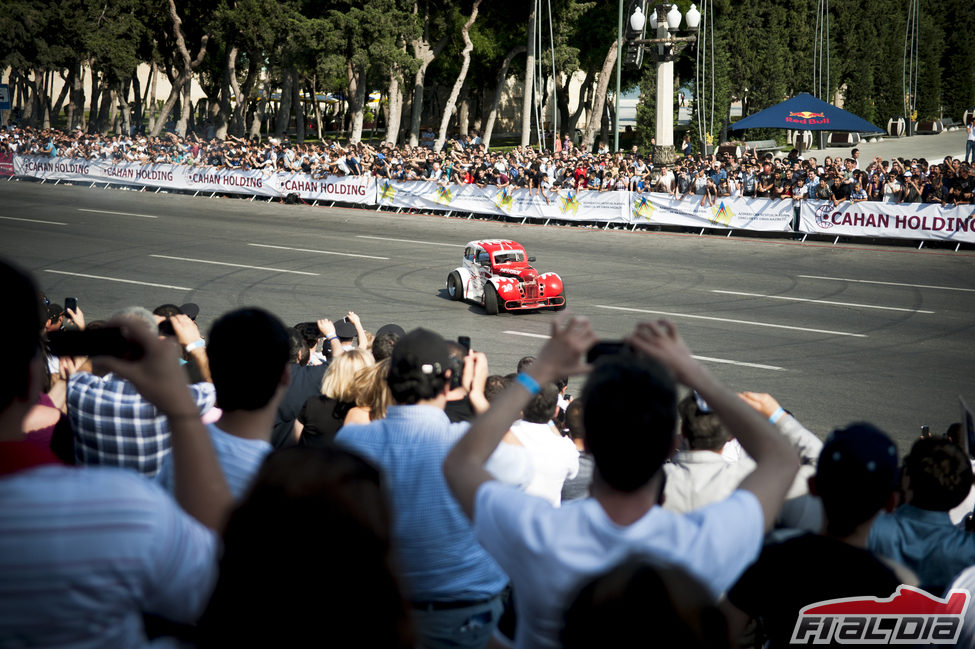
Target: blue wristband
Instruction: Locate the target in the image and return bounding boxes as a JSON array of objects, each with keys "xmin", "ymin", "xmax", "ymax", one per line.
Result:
[
  {"xmin": 769, "ymin": 407, "xmax": 786, "ymax": 424},
  {"xmin": 515, "ymin": 372, "xmax": 541, "ymax": 395},
  {"xmin": 184, "ymin": 339, "xmax": 205, "ymax": 352},
  {"xmin": 326, "ymin": 335, "xmax": 339, "ymax": 342}
]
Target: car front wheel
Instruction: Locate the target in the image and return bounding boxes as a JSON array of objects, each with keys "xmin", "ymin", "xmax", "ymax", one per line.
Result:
[
  {"xmin": 554, "ymin": 289, "xmax": 567, "ymax": 311},
  {"xmin": 447, "ymin": 271, "xmax": 463, "ymax": 301},
  {"xmin": 484, "ymin": 283, "xmax": 500, "ymax": 315}
]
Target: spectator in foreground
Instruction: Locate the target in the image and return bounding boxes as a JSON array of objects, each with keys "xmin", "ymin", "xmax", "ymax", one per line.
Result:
[
  {"xmin": 196, "ymin": 446, "xmax": 414, "ymax": 648},
  {"xmin": 443, "ymin": 318, "xmax": 800, "ymax": 649},
  {"xmin": 562, "ymin": 555, "xmax": 730, "ymax": 649},
  {"xmin": 724, "ymin": 423, "xmax": 916, "ymax": 649},
  {"xmin": 0, "ymin": 258, "xmax": 229, "ymax": 646},
  {"xmin": 156, "ymin": 308, "xmax": 290, "ymax": 499},
  {"xmin": 664, "ymin": 392, "xmax": 822, "ymax": 526},
  {"xmin": 270, "ymin": 329, "xmax": 327, "ymax": 448},
  {"xmin": 508, "ymin": 382, "xmax": 580, "ymax": 506},
  {"xmin": 868, "ymin": 436, "xmax": 975, "ymax": 594},
  {"xmin": 297, "ymin": 348, "xmax": 374, "ymax": 447},
  {"xmin": 67, "ymin": 307, "xmax": 215, "ymax": 477},
  {"xmin": 336, "ymin": 328, "xmax": 531, "ymax": 649},
  {"xmin": 560, "ymin": 399, "xmax": 593, "ymax": 502}
]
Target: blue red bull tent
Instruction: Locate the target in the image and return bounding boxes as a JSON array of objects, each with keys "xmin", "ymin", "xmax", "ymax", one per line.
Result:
[{"xmin": 730, "ymin": 92, "xmax": 882, "ymax": 133}]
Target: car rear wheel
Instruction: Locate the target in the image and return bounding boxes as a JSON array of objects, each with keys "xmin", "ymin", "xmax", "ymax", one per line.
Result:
[
  {"xmin": 447, "ymin": 272, "xmax": 463, "ymax": 301},
  {"xmin": 484, "ymin": 283, "xmax": 500, "ymax": 315}
]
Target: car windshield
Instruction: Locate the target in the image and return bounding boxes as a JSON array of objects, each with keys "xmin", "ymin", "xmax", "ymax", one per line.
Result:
[{"xmin": 493, "ymin": 251, "xmax": 525, "ymax": 265}]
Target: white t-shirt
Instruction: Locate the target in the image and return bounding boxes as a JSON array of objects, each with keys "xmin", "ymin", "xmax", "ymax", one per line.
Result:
[
  {"xmin": 656, "ymin": 170, "xmax": 675, "ymax": 192},
  {"xmin": 509, "ymin": 420, "xmax": 579, "ymax": 506},
  {"xmin": 474, "ymin": 483, "xmax": 764, "ymax": 649}
]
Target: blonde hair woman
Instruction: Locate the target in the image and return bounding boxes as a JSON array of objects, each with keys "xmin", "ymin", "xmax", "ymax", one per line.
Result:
[
  {"xmin": 297, "ymin": 348, "xmax": 374, "ymax": 447},
  {"xmin": 344, "ymin": 358, "xmax": 392, "ymax": 425}
]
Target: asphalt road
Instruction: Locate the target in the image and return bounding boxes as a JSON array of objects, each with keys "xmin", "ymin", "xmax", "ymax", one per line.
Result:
[{"xmin": 2, "ymin": 179, "xmax": 974, "ymax": 454}]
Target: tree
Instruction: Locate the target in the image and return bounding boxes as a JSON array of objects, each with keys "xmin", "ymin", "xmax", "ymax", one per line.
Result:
[
  {"xmin": 407, "ymin": 0, "xmax": 451, "ymax": 146},
  {"xmin": 434, "ymin": 0, "xmax": 481, "ymax": 151},
  {"xmin": 940, "ymin": 0, "xmax": 975, "ymax": 121},
  {"xmin": 151, "ymin": 0, "xmax": 209, "ymax": 136},
  {"xmin": 580, "ymin": 40, "xmax": 616, "ymax": 152},
  {"xmin": 482, "ymin": 45, "xmax": 525, "ymax": 149}
]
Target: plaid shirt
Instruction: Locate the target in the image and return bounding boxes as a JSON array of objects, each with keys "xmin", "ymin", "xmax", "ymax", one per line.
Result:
[{"xmin": 68, "ymin": 372, "xmax": 216, "ymax": 477}]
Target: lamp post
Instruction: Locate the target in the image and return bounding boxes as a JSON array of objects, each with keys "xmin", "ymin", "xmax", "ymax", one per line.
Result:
[
  {"xmin": 614, "ymin": 0, "xmax": 623, "ymax": 152},
  {"xmin": 615, "ymin": 2, "xmax": 651, "ymax": 152},
  {"xmin": 620, "ymin": 3, "xmax": 699, "ymax": 164},
  {"xmin": 652, "ymin": 3, "xmax": 699, "ymax": 164}
]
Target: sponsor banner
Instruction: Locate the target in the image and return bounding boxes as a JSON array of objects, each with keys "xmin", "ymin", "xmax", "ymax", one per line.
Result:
[
  {"xmin": 14, "ymin": 156, "xmax": 94, "ymax": 181},
  {"xmin": 0, "ymin": 152, "xmax": 13, "ymax": 177},
  {"xmin": 377, "ymin": 180, "xmax": 631, "ymax": 223},
  {"xmin": 180, "ymin": 166, "xmax": 275, "ymax": 196},
  {"xmin": 632, "ymin": 193, "xmax": 796, "ymax": 231},
  {"xmin": 800, "ymin": 199, "xmax": 975, "ymax": 243},
  {"xmin": 11, "ymin": 156, "xmax": 376, "ymax": 204},
  {"xmin": 275, "ymin": 174, "xmax": 375, "ymax": 203}
]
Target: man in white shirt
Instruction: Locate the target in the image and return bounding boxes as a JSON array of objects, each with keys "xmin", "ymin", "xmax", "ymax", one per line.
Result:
[
  {"xmin": 655, "ymin": 165, "xmax": 675, "ymax": 193},
  {"xmin": 157, "ymin": 308, "xmax": 289, "ymax": 499},
  {"xmin": 444, "ymin": 317, "xmax": 800, "ymax": 649},
  {"xmin": 509, "ymin": 383, "xmax": 579, "ymax": 506},
  {"xmin": 664, "ymin": 391, "xmax": 822, "ymax": 519}
]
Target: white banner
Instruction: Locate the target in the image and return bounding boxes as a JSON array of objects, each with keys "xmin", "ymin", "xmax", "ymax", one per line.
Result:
[
  {"xmin": 12, "ymin": 156, "xmax": 376, "ymax": 204},
  {"xmin": 276, "ymin": 174, "xmax": 374, "ymax": 203},
  {"xmin": 12, "ymin": 156, "xmax": 974, "ymax": 242},
  {"xmin": 376, "ymin": 180, "xmax": 630, "ymax": 222},
  {"xmin": 631, "ymin": 193, "xmax": 796, "ymax": 231},
  {"xmin": 800, "ymin": 199, "xmax": 975, "ymax": 243}
]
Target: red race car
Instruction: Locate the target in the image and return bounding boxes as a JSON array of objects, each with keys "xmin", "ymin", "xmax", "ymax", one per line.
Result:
[{"xmin": 446, "ymin": 240, "xmax": 566, "ymax": 314}]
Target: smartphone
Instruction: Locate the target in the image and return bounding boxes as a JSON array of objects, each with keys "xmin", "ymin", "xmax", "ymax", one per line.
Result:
[
  {"xmin": 458, "ymin": 336, "xmax": 471, "ymax": 353},
  {"xmin": 586, "ymin": 341, "xmax": 629, "ymax": 364},
  {"xmin": 64, "ymin": 297, "xmax": 78, "ymax": 313},
  {"xmin": 47, "ymin": 328, "xmax": 144, "ymax": 360}
]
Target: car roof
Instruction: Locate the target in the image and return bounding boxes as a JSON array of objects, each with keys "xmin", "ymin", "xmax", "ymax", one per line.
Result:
[{"xmin": 466, "ymin": 239, "xmax": 526, "ymax": 254}]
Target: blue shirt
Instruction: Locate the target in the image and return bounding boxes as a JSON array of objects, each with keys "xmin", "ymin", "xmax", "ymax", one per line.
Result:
[
  {"xmin": 868, "ymin": 504, "xmax": 975, "ymax": 593},
  {"xmin": 336, "ymin": 405, "xmax": 530, "ymax": 601},
  {"xmin": 156, "ymin": 423, "xmax": 272, "ymax": 500}
]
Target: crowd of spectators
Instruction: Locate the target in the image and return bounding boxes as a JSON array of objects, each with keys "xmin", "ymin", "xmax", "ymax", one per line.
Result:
[
  {"xmin": 3, "ymin": 250, "xmax": 975, "ymax": 649},
  {"xmin": 3, "ymin": 124, "xmax": 972, "ymax": 209}
]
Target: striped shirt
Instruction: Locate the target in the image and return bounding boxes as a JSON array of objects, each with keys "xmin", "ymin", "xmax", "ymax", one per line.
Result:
[
  {"xmin": 336, "ymin": 405, "xmax": 532, "ymax": 601},
  {"xmin": 68, "ymin": 372, "xmax": 216, "ymax": 478},
  {"xmin": 156, "ymin": 423, "xmax": 272, "ymax": 500},
  {"xmin": 0, "ymin": 461, "xmax": 218, "ymax": 648}
]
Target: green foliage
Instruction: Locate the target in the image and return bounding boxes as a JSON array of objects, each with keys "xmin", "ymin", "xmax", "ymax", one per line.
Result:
[
  {"xmin": 1, "ymin": 0, "xmax": 972, "ymax": 138},
  {"xmin": 940, "ymin": 0, "xmax": 975, "ymax": 120}
]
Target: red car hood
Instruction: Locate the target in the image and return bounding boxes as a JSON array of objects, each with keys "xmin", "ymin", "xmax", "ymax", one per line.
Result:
[{"xmin": 497, "ymin": 265, "xmax": 539, "ymax": 280}]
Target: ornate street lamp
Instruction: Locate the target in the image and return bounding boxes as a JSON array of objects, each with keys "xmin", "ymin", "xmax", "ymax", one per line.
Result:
[{"xmin": 619, "ymin": 2, "xmax": 699, "ymax": 164}]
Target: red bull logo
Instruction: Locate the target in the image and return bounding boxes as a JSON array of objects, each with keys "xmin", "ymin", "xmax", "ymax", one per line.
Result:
[
  {"xmin": 789, "ymin": 111, "xmax": 825, "ymax": 119},
  {"xmin": 786, "ymin": 110, "xmax": 829, "ymax": 125}
]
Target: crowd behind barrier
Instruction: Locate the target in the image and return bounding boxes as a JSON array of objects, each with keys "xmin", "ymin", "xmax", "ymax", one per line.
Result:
[
  {"xmin": 2, "ymin": 124, "xmax": 974, "ymax": 244},
  {"xmin": 5, "ymin": 269, "xmax": 975, "ymax": 648}
]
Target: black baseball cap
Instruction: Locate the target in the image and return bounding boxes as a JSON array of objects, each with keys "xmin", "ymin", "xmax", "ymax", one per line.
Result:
[{"xmin": 390, "ymin": 328, "xmax": 450, "ymax": 380}]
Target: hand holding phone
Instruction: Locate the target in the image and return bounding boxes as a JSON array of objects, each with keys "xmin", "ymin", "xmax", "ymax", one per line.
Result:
[{"xmin": 47, "ymin": 328, "xmax": 144, "ymax": 360}]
